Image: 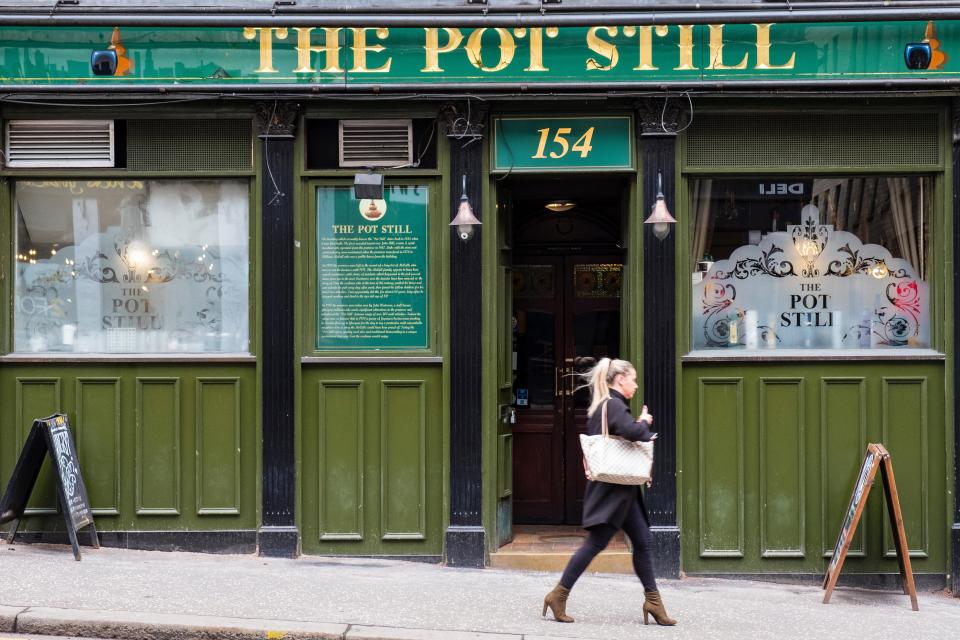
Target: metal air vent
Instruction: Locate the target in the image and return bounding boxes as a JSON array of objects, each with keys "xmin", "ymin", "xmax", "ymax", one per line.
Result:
[
  {"xmin": 5, "ymin": 120, "xmax": 114, "ymax": 168},
  {"xmin": 338, "ymin": 119, "xmax": 413, "ymax": 168}
]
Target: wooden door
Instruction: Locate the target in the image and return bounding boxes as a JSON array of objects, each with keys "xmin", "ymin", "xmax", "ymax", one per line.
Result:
[{"xmin": 512, "ymin": 256, "xmax": 622, "ymax": 524}]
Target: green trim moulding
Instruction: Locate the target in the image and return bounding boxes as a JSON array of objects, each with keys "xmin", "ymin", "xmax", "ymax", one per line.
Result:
[{"xmin": 0, "ymin": 21, "xmax": 958, "ymax": 86}]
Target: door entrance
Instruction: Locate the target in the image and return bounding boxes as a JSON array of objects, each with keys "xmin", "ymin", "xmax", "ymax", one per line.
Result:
[{"xmin": 503, "ymin": 176, "xmax": 626, "ymax": 526}]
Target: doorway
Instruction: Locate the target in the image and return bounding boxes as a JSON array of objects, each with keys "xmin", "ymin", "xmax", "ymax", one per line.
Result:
[{"xmin": 503, "ymin": 176, "xmax": 627, "ymax": 526}]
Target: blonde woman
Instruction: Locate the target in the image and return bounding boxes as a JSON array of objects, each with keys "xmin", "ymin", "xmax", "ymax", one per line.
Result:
[{"xmin": 542, "ymin": 358, "xmax": 676, "ymax": 626}]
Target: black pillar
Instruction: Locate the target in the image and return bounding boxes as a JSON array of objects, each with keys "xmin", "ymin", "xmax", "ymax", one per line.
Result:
[
  {"xmin": 255, "ymin": 101, "xmax": 300, "ymax": 558},
  {"xmin": 952, "ymin": 101, "xmax": 960, "ymax": 596},
  {"xmin": 444, "ymin": 103, "xmax": 487, "ymax": 567},
  {"xmin": 638, "ymin": 99, "xmax": 681, "ymax": 578}
]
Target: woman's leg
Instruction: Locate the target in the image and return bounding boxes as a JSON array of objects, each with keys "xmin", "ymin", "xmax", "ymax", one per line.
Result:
[
  {"xmin": 621, "ymin": 502, "xmax": 658, "ymax": 591},
  {"xmin": 559, "ymin": 524, "xmax": 618, "ymax": 589}
]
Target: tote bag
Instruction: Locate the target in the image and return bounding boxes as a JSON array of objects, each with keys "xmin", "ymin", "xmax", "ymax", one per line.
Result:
[{"xmin": 579, "ymin": 400, "xmax": 654, "ymax": 485}]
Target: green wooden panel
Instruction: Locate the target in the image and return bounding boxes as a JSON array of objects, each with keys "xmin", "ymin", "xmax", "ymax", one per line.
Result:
[
  {"xmin": 302, "ymin": 366, "xmax": 443, "ymax": 555},
  {"xmin": 16, "ymin": 378, "xmax": 61, "ymax": 514},
  {"xmin": 760, "ymin": 378, "xmax": 805, "ymax": 558},
  {"xmin": 698, "ymin": 378, "xmax": 744, "ymax": 557},
  {"xmin": 821, "ymin": 378, "xmax": 868, "ymax": 559},
  {"xmin": 681, "ymin": 362, "xmax": 946, "ymax": 575},
  {"xmin": 881, "ymin": 377, "xmax": 928, "ymax": 558},
  {"xmin": 498, "ymin": 433, "xmax": 513, "ymax": 500},
  {"xmin": 318, "ymin": 381, "xmax": 364, "ymax": 541},
  {"xmin": 380, "ymin": 381, "xmax": 426, "ymax": 540},
  {"xmin": 136, "ymin": 378, "xmax": 181, "ymax": 516},
  {"xmin": 195, "ymin": 378, "xmax": 241, "ymax": 516},
  {"xmin": 76, "ymin": 378, "xmax": 120, "ymax": 516},
  {"xmin": 0, "ymin": 365, "xmax": 256, "ymax": 534}
]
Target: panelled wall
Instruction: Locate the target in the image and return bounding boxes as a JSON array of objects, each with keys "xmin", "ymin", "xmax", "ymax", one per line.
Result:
[
  {"xmin": 300, "ymin": 365, "xmax": 444, "ymax": 556},
  {"xmin": 0, "ymin": 364, "xmax": 258, "ymax": 537},
  {"xmin": 680, "ymin": 362, "xmax": 947, "ymax": 577}
]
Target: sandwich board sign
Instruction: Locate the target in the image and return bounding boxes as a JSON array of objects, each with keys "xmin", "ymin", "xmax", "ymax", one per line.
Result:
[
  {"xmin": 0, "ymin": 414, "xmax": 99, "ymax": 560},
  {"xmin": 823, "ymin": 443, "xmax": 917, "ymax": 610}
]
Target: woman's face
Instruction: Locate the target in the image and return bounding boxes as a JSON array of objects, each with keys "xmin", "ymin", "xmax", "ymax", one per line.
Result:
[{"xmin": 613, "ymin": 369, "xmax": 638, "ymax": 400}]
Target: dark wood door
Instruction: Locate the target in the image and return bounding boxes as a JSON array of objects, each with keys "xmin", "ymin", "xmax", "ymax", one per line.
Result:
[{"xmin": 512, "ymin": 256, "xmax": 622, "ymax": 524}]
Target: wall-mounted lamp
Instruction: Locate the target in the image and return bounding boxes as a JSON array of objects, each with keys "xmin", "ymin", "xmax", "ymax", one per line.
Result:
[
  {"xmin": 354, "ymin": 171, "xmax": 384, "ymax": 200},
  {"xmin": 644, "ymin": 172, "xmax": 677, "ymax": 240},
  {"xmin": 449, "ymin": 174, "xmax": 482, "ymax": 242},
  {"xmin": 545, "ymin": 200, "xmax": 576, "ymax": 213}
]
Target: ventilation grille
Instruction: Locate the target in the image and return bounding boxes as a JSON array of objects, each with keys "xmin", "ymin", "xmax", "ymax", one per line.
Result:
[
  {"xmin": 339, "ymin": 119, "xmax": 413, "ymax": 168},
  {"xmin": 5, "ymin": 120, "xmax": 114, "ymax": 168},
  {"xmin": 127, "ymin": 119, "xmax": 252, "ymax": 171},
  {"xmin": 684, "ymin": 112, "xmax": 942, "ymax": 169}
]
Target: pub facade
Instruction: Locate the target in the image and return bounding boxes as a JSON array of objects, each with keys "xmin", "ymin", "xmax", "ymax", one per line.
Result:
[{"xmin": 0, "ymin": 0, "xmax": 957, "ymax": 592}]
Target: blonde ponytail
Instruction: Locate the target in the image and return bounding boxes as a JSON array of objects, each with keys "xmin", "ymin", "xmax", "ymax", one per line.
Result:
[{"xmin": 584, "ymin": 357, "xmax": 636, "ymax": 416}]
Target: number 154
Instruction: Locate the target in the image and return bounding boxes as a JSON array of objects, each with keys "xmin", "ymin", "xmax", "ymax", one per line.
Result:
[{"xmin": 532, "ymin": 126, "xmax": 595, "ymax": 159}]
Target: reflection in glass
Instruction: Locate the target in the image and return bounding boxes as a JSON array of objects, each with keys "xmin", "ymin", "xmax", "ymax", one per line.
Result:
[
  {"xmin": 691, "ymin": 177, "xmax": 931, "ymax": 350},
  {"xmin": 14, "ymin": 180, "xmax": 249, "ymax": 353}
]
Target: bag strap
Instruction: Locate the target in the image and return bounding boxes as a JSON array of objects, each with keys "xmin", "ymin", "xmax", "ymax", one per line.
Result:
[{"xmin": 601, "ymin": 398, "xmax": 610, "ymax": 438}]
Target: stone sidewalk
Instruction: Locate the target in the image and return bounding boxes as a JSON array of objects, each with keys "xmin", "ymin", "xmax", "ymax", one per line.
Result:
[{"xmin": 0, "ymin": 543, "xmax": 957, "ymax": 640}]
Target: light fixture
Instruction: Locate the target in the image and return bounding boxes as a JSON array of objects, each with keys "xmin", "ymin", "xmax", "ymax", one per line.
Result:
[
  {"xmin": 449, "ymin": 174, "xmax": 482, "ymax": 242},
  {"xmin": 545, "ymin": 200, "xmax": 576, "ymax": 213},
  {"xmin": 354, "ymin": 171, "xmax": 384, "ymax": 200},
  {"xmin": 644, "ymin": 172, "xmax": 677, "ymax": 240}
]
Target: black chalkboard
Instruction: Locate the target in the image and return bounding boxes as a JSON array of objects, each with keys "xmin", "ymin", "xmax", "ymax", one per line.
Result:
[{"xmin": 0, "ymin": 414, "xmax": 99, "ymax": 560}]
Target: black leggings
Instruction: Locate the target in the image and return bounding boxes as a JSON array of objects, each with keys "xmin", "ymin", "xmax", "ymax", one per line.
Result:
[{"xmin": 559, "ymin": 502, "xmax": 657, "ymax": 591}]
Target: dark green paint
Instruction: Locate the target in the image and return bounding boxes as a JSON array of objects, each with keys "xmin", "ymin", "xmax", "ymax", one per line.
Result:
[
  {"xmin": 0, "ymin": 22, "xmax": 958, "ymax": 86},
  {"xmin": 493, "ymin": 116, "xmax": 633, "ymax": 172},
  {"xmin": 0, "ymin": 365, "xmax": 258, "ymax": 533},
  {"xmin": 681, "ymin": 363, "xmax": 947, "ymax": 574}
]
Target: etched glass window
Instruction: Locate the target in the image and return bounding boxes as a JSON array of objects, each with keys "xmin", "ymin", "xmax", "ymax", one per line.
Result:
[
  {"xmin": 14, "ymin": 180, "xmax": 249, "ymax": 353},
  {"xmin": 691, "ymin": 177, "xmax": 931, "ymax": 350}
]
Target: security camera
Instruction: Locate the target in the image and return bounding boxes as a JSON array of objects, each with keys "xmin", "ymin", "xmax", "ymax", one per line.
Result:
[
  {"xmin": 90, "ymin": 50, "xmax": 118, "ymax": 76},
  {"xmin": 904, "ymin": 43, "xmax": 932, "ymax": 70}
]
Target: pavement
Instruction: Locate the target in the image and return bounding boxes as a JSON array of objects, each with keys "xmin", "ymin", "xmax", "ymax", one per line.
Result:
[{"xmin": 0, "ymin": 542, "xmax": 957, "ymax": 640}]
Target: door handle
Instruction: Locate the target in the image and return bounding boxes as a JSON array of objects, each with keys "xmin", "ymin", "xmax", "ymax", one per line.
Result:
[{"xmin": 555, "ymin": 366, "xmax": 562, "ymax": 398}]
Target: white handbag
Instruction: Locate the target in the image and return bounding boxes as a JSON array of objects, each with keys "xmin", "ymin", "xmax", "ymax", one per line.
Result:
[{"xmin": 579, "ymin": 400, "xmax": 654, "ymax": 485}]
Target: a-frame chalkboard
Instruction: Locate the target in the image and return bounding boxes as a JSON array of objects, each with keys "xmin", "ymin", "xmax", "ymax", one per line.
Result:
[
  {"xmin": 0, "ymin": 414, "xmax": 99, "ymax": 560},
  {"xmin": 823, "ymin": 443, "xmax": 917, "ymax": 610}
]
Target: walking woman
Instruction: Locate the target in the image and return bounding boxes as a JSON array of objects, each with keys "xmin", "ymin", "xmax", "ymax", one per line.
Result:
[{"xmin": 542, "ymin": 357, "xmax": 676, "ymax": 626}]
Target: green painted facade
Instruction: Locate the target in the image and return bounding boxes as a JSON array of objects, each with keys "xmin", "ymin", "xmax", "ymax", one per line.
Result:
[{"xmin": 0, "ymin": 22, "xmax": 958, "ymax": 86}]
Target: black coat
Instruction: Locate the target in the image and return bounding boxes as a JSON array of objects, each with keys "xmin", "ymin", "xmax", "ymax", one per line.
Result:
[{"xmin": 581, "ymin": 390, "xmax": 655, "ymax": 529}]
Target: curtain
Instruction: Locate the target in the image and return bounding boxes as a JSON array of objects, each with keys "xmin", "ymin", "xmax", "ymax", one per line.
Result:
[
  {"xmin": 886, "ymin": 177, "xmax": 923, "ymax": 279},
  {"xmin": 691, "ymin": 179, "xmax": 713, "ymax": 271}
]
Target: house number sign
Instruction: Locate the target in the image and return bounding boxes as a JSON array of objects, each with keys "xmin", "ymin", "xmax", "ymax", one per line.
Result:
[{"xmin": 492, "ymin": 116, "xmax": 633, "ymax": 173}]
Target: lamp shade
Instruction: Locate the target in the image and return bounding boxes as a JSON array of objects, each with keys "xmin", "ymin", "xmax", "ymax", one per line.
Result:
[
  {"xmin": 644, "ymin": 196, "xmax": 676, "ymax": 240},
  {"xmin": 450, "ymin": 175, "xmax": 481, "ymax": 241}
]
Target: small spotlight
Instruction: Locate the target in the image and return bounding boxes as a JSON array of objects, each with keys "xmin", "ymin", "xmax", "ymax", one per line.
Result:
[{"xmin": 354, "ymin": 172, "xmax": 384, "ymax": 200}]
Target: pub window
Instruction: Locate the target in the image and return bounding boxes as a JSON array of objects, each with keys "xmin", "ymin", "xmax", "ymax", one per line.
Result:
[
  {"xmin": 14, "ymin": 180, "xmax": 250, "ymax": 353},
  {"xmin": 690, "ymin": 176, "xmax": 931, "ymax": 350}
]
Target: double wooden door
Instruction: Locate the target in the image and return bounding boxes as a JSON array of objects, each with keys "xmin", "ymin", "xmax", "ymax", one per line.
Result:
[{"xmin": 511, "ymin": 255, "xmax": 622, "ymax": 524}]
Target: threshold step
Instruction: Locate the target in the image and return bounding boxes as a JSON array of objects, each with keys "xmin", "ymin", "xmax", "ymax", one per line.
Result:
[{"xmin": 489, "ymin": 550, "xmax": 634, "ymax": 574}]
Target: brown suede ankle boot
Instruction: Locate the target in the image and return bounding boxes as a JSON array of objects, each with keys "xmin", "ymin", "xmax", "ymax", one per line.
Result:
[
  {"xmin": 643, "ymin": 590, "xmax": 677, "ymax": 626},
  {"xmin": 542, "ymin": 583, "xmax": 575, "ymax": 623}
]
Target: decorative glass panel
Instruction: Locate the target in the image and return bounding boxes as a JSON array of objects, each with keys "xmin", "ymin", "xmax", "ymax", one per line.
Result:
[
  {"xmin": 513, "ymin": 264, "xmax": 555, "ymax": 298},
  {"xmin": 14, "ymin": 180, "xmax": 249, "ymax": 353},
  {"xmin": 574, "ymin": 263, "xmax": 622, "ymax": 298},
  {"xmin": 691, "ymin": 177, "xmax": 930, "ymax": 350}
]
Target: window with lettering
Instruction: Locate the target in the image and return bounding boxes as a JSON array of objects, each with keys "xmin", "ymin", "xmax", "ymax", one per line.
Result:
[
  {"xmin": 690, "ymin": 177, "xmax": 931, "ymax": 350},
  {"xmin": 14, "ymin": 180, "xmax": 250, "ymax": 353}
]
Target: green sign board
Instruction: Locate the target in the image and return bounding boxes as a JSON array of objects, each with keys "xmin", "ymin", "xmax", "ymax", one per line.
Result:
[
  {"xmin": 316, "ymin": 185, "xmax": 429, "ymax": 351},
  {"xmin": 0, "ymin": 21, "xmax": 957, "ymax": 86},
  {"xmin": 493, "ymin": 116, "xmax": 633, "ymax": 172}
]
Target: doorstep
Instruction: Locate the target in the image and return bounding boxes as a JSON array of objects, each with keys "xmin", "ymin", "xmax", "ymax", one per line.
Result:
[{"xmin": 489, "ymin": 525, "xmax": 633, "ymax": 574}]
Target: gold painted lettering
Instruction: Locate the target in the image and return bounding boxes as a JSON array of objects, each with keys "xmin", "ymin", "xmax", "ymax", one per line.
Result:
[
  {"xmin": 293, "ymin": 27, "xmax": 343, "ymax": 73},
  {"xmin": 351, "ymin": 27, "xmax": 392, "ymax": 73},
  {"xmin": 465, "ymin": 28, "xmax": 516, "ymax": 72},
  {"xmin": 626, "ymin": 25, "xmax": 669, "ymax": 71},
  {"xmin": 754, "ymin": 23, "xmax": 796, "ymax": 70},
  {"xmin": 586, "ymin": 26, "xmax": 619, "ymax": 71},
  {"xmin": 513, "ymin": 27, "xmax": 559, "ymax": 72},
  {"xmin": 675, "ymin": 25, "xmax": 698, "ymax": 71},
  {"xmin": 422, "ymin": 27, "xmax": 464, "ymax": 72},
  {"xmin": 243, "ymin": 27, "xmax": 289, "ymax": 74},
  {"xmin": 707, "ymin": 24, "xmax": 748, "ymax": 70}
]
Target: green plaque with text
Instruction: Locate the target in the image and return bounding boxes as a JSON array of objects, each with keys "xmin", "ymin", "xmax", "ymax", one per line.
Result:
[
  {"xmin": 316, "ymin": 185, "xmax": 429, "ymax": 351},
  {"xmin": 493, "ymin": 116, "xmax": 633, "ymax": 173}
]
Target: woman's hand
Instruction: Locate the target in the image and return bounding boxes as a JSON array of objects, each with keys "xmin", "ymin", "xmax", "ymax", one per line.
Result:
[{"xmin": 637, "ymin": 404, "xmax": 653, "ymax": 425}]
